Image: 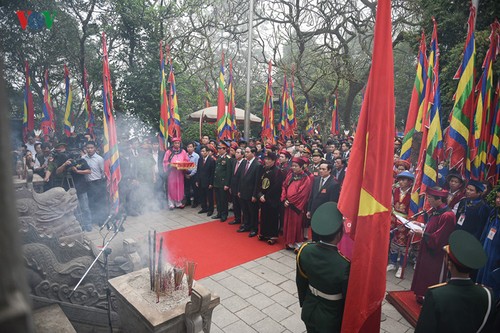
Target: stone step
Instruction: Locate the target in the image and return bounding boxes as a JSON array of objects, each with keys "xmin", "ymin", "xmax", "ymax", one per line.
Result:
[{"xmin": 33, "ymin": 304, "xmax": 76, "ymax": 333}]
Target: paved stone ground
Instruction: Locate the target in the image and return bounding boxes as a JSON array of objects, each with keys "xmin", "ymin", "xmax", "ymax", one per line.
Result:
[{"xmin": 86, "ymin": 206, "xmax": 415, "ymax": 333}]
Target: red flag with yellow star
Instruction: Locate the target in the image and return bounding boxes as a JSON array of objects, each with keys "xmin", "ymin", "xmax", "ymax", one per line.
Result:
[{"xmin": 337, "ymin": 0, "xmax": 394, "ymax": 331}]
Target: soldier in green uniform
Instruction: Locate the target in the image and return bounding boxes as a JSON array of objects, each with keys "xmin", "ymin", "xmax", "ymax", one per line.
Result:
[
  {"xmin": 308, "ymin": 148, "xmax": 324, "ymax": 177},
  {"xmin": 415, "ymin": 230, "xmax": 495, "ymax": 333},
  {"xmin": 296, "ymin": 202, "xmax": 350, "ymax": 333},
  {"xmin": 212, "ymin": 141, "xmax": 232, "ymax": 221}
]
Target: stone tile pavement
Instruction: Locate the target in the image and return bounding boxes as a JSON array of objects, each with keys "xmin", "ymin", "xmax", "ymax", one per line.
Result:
[{"xmin": 86, "ymin": 206, "xmax": 415, "ymax": 333}]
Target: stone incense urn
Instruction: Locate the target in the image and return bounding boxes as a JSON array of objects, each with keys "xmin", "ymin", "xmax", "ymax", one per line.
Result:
[{"xmin": 109, "ymin": 268, "xmax": 219, "ymax": 333}]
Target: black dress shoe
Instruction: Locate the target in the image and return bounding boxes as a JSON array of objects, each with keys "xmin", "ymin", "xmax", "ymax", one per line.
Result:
[
  {"xmin": 228, "ymin": 220, "xmax": 240, "ymax": 225},
  {"xmin": 220, "ymin": 216, "xmax": 227, "ymax": 222},
  {"xmin": 248, "ymin": 231, "xmax": 258, "ymax": 238},
  {"xmin": 191, "ymin": 203, "xmax": 198, "ymax": 208},
  {"xmin": 207, "ymin": 211, "xmax": 213, "ymax": 216},
  {"xmin": 211, "ymin": 215, "xmax": 221, "ymax": 219},
  {"xmin": 237, "ymin": 227, "xmax": 250, "ymax": 233},
  {"xmin": 198, "ymin": 209, "xmax": 208, "ymax": 214}
]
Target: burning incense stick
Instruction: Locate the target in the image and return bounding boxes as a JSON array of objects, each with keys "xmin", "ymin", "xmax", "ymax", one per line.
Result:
[
  {"xmin": 186, "ymin": 261, "xmax": 196, "ymax": 295},
  {"xmin": 152, "ymin": 230, "xmax": 157, "ymax": 290},
  {"xmin": 148, "ymin": 230, "xmax": 153, "ymax": 290},
  {"xmin": 174, "ymin": 267, "xmax": 185, "ymax": 290}
]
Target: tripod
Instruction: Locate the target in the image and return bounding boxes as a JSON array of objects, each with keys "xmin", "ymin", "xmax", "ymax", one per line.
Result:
[{"xmin": 70, "ymin": 214, "xmax": 126, "ymax": 333}]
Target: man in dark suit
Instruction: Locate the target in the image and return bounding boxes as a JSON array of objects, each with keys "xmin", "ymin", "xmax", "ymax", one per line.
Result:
[
  {"xmin": 333, "ymin": 157, "xmax": 346, "ymax": 186},
  {"xmin": 228, "ymin": 147, "xmax": 245, "ymax": 225},
  {"xmin": 237, "ymin": 146, "xmax": 262, "ymax": 237},
  {"xmin": 195, "ymin": 145, "xmax": 215, "ymax": 216},
  {"xmin": 306, "ymin": 162, "xmax": 341, "ymax": 241},
  {"xmin": 416, "ymin": 230, "xmax": 495, "ymax": 333}
]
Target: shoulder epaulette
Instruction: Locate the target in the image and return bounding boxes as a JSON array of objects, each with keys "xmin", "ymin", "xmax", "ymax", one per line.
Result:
[
  {"xmin": 428, "ymin": 282, "xmax": 447, "ymax": 289},
  {"xmin": 296, "ymin": 242, "xmax": 310, "ymax": 279}
]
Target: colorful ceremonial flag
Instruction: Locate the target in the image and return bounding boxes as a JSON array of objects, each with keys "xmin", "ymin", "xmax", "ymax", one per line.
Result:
[
  {"xmin": 488, "ymin": 81, "xmax": 500, "ymax": 184},
  {"xmin": 445, "ymin": 6, "xmax": 476, "ymax": 176},
  {"xmin": 337, "ymin": 0, "xmax": 394, "ymax": 331},
  {"xmin": 41, "ymin": 69, "xmax": 55, "ymax": 141},
  {"xmin": 285, "ymin": 77, "xmax": 296, "ymax": 137},
  {"xmin": 410, "ymin": 19, "xmax": 440, "ymax": 215},
  {"xmin": 216, "ymin": 53, "xmax": 231, "ymax": 140},
  {"xmin": 102, "ymin": 32, "xmax": 121, "ymax": 214},
  {"xmin": 83, "ymin": 67, "xmax": 94, "ymax": 138},
  {"xmin": 227, "ymin": 59, "xmax": 237, "ymax": 137},
  {"xmin": 401, "ymin": 32, "xmax": 427, "ymax": 161},
  {"xmin": 261, "ymin": 61, "xmax": 274, "ymax": 144},
  {"xmin": 278, "ymin": 76, "xmax": 288, "ymax": 140},
  {"xmin": 422, "ymin": 26, "xmax": 443, "ymax": 189},
  {"xmin": 331, "ymin": 94, "xmax": 340, "ymax": 136},
  {"xmin": 306, "ymin": 117, "xmax": 314, "ymax": 137},
  {"xmin": 472, "ymin": 21, "xmax": 499, "ymax": 179},
  {"xmin": 22, "ymin": 61, "xmax": 34, "ymax": 142},
  {"xmin": 63, "ymin": 65, "xmax": 73, "ymax": 137},
  {"xmin": 168, "ymin": 62, "xmax": 182, "ymax": 139},
  {"xmin": 159, "ymin": 41, "xmax": 169, "ymax": 144}
]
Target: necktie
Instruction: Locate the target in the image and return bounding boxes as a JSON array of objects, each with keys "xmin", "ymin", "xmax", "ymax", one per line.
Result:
[
  {"xmin": 234, "ymin": 160, "xmax": 241, "ymax": 175},
  {"xmin": 245, "ymin": 161, "xmax": 250, "ymax": 174},
  {"xmin": 319, "ymin": 178, "xmax": 325, "ymax": 192}
]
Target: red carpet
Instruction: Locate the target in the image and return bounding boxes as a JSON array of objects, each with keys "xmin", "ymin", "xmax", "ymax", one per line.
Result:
[
  {"xmin": 157, "ymin": 218, "xmax": 283, "ymax": 280},
  {"xmin": 386, "ymin": 290, "xmax": 422, "ymax": 327}
]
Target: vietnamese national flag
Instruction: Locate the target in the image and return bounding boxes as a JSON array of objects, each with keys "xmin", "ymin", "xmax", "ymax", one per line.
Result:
[{"xmin": 337, "ymin": 0, "xmax": 394, "ymax": 331}]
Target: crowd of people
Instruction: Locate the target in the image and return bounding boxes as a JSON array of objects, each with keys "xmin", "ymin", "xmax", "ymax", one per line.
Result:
[
  {"xmin": 13, "ymin": 130, "xmax": 500, "ymax": 331},
  {"xmin": 158, "ymin": 134, "xmax": 349, "ymax": 252}
]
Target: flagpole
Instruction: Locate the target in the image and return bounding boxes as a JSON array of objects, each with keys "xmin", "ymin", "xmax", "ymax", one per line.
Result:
[{"xmin": 244, "ymin": 0, "xmax": 254, "ymax": 139}]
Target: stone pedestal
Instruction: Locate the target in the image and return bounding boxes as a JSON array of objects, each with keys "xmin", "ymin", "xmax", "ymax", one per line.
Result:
[{"xmin": 109, "ymin": 268, "xmax": 219, "ymax": 333}]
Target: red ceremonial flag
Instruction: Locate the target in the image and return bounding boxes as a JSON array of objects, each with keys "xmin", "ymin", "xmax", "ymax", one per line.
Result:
[
  {"xmin": 337, "ymin": 0, "xmax": 394, "ymax": 331},
  {"xmin": 261, "ymin": 61, "xmax": 275, "ymax": 144},
  {"xmin": 159, "ymin": 41, "xmax": 169, "ymax": 145},
  {"xmin": 102, "ymin": 32, "xmax": 122, "ymax": 213},
  {"xmin": 217, "ymin": 52, "xmax": 231, "ymax": 140},
  {"xmin": 227, "ymin": 59, "xmax": 237, "ymax": 138},
  {"xmin": 41, "ymin": 69, "xmax": 56, "ymax": 141},
  {"xmin": 23, "ymin": 61, "xmax": 35, "ymax": 142}
]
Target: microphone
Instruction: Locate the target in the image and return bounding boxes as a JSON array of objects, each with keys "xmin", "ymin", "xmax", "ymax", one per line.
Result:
[{"xmin": 409, "ymin": 208, "xmax": 432, "ymax": 220}]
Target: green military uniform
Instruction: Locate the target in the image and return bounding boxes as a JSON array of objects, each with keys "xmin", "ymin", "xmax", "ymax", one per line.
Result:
[
  {"xmin": 308, "ymin": 148, "xmax": 324, "ymax": 177},
  {"xmin": 212, "ymin": 143, "xmax": 232, "ymax": 220},
  {"xmin": 308, "ymin": 162, "xmax": 322, "ymax": 177},
  {"xmin": 296, "ymin": 202, "xmax": 350, "ymax": 333},
  {"xmin": 415, "ymin": 230, "xmax": 495, "ymax": 333}
]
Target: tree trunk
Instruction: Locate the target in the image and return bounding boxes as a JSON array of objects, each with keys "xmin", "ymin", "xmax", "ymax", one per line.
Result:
[{"xmin": 342, "ymin": 80, "xmax": 364, "ymax": 129}]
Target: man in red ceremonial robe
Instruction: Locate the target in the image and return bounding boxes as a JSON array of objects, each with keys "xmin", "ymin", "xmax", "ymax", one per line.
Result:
[
  {"xmin": 163, "ymin": 137, "xmax": 189, "ymax": 210},
  {"xmin": 411, "ymin": 187, "xmax": 456, "ymax": 302},
  {"xmin": 281, "ymin": 157, "xmax": 313, "ymax": 251}
]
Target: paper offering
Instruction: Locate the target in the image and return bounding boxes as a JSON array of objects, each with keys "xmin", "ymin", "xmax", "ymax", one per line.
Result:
[{"xmin": 395, "ymin": 215, "xmax": 424, "ymax": 233}]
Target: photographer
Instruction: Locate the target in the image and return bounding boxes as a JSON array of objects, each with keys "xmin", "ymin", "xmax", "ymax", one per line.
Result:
[
  {"xmin": 56, "ymin": 148, "xmax": 93, "ymax": 232},
  {"xmin": 44, "ymin": 142, "xmax": 70, "ymax": 190}
]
